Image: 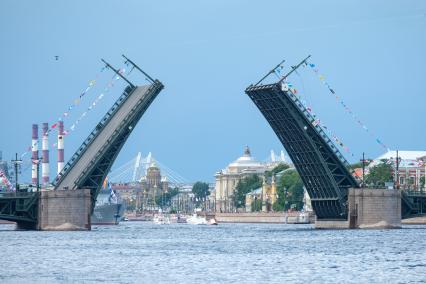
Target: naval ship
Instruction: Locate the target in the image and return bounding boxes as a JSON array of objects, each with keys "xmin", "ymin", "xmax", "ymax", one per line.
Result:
[{"xmin": 91, "ymin": 189, "xmax": 126, "ymax": 225}]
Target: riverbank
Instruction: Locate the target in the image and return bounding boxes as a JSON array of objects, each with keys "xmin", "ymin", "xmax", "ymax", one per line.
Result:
[
  {"xmin": 402, "ymin": 216, "xmax": 426, "ymax": 225},
  {"xmin": 215, "ymin": 212, "xmax": 314, "ymax": 224}
]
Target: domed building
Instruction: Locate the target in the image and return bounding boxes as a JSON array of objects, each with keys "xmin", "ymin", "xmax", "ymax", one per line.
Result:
[
  {"xmin": 215, "ymin": 146, "xmax": 267, "ymax": 213},
  {"xmin": 146, "ymin": 161, "xmax": 161, "ymax": 188},
  {"xmin": 138, "ymin": 161, "xmax": 169, "ymax": 210}
]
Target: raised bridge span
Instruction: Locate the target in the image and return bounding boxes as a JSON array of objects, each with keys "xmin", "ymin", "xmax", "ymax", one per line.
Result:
[
  {"xmin": 246, "ymin": 82, "xmax": 357, "ymax": 220},
  {"xmin": 53, "ymin": 82, "xmax": 163, "ymax": 211},
  {"xmin": 0, "ymin": 57, "xmax": 164, "ymax": 227},
  {"xmin": 245, "ymin": 59, "xmax": 426, "ymax": 220}
]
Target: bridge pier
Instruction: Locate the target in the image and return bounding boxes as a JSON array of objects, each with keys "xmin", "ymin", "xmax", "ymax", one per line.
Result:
[
  {"xmin": 37, "ymin": 189, "xmax": 91, "ymax": 231},
  {"xmin": 315, "ymin": 188, "xmax": 401, "ymax": 229}
]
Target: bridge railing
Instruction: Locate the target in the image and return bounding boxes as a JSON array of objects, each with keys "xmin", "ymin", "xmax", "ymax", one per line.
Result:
[
  {"xmin": 0, "ymin": 191, "xmax": 37, "ymax": 197},
  {"xmin": 284, "ymin": 86, "xmax": 351, "ymax": 167},
  {"xmin": 73, "ymin": 82, "xmax": 162, "ymax": 186},
  {"xmin": 53, "ymin": 85, "xmax": 137, "ymax": 186},
  {"xmin": 405, "ymin": 190, "xmax": 426, "ymax": 197}
]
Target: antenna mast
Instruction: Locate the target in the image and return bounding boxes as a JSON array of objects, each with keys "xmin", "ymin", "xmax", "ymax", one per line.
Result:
[
  {"xmin": 122, "ymin": 55, "xmax": 155, "ymax": 83},
  {"xmin": 101, "ymin": 59, "xmax": 135, "ymax": 88}
]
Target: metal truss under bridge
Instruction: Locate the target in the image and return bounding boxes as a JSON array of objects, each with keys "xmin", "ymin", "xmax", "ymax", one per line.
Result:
[
  {"xmin": 246, "ymin": 82, "xmax": 358, "ymax": 220},
  {"xmin": 0, "ymin": 191, "xmax": 38, "ymax": 227}
]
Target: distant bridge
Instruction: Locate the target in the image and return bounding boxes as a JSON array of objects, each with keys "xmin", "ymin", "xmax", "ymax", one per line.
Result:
[{"xmin": 108, "ymin": 152, "xmax": 189, "ymax": 185}]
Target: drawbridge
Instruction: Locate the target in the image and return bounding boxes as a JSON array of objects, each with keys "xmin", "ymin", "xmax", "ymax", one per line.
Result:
[
  {"xmin": 0, "ymin": 56, "xmax": 164, "ymax": 225},
  {"xmin": 53, "ymin": 57, "xmax": 164, "ymax": 211},
  {"xmin": 246, "ymin": 56, "xmax": 426, "ymax": 220}
]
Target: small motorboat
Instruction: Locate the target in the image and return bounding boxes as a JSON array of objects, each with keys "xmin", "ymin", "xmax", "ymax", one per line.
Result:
[
  {"xmin": 208, "ymin": 218, "xmax": 218, "ymax": 225},
  {"xmin": 186, "ymin": 214, "xmax": 207, "ymax": 225},
  {"xmin": 153, "ymin": 214, "xmax": 171, "ymax": 225}
]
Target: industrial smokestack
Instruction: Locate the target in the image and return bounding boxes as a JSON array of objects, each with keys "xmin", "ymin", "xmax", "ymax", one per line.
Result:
[
  {"xmin": 42, "ymin": 123, "xmax": 49, "ymax": 184},
  {"xmin": 57, "ymin": 121, "xmax": 64, "ymax": 174},
  {"xmin": 31, "ymin": 124, "xmax": 38, "ymax": 185}
]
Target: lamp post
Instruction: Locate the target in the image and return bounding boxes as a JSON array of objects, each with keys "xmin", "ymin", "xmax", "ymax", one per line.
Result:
[
  {"xmin": 396, "ymin": 150, "xmax": 401, "ymax": 190},
  {"xmin": 360, "ymin": 152, "xmax": 366, "ymax": 188},
  {"xmin": 11, "ymin": 153, "xmax": 22, "ymax": 192}
]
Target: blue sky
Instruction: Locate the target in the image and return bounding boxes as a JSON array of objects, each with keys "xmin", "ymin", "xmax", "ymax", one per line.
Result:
[{"xmin": 1, "ymin": 0, "xmax": 425, "ymax": 182}]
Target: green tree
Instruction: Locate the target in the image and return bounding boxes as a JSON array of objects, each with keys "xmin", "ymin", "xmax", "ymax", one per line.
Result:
[
  {"xmin": 365, "ymin": 160, "xmax": 393, "ymax": 188},
  {"xmin": 251, "ymin": 198, "xmax": 262, "ymax": 212},
  {"xmin": 274, "ymin": 169, "xmax": 304, "ymax": 211},
  {"xmin": 155, "ymin": 188, "xmax": 179, "ymax": 208},
  {"xmin": 420, "ymin": 176, "xmax": 425, "ymax": 190},
  {"xmin": 192, "ymin": 181, "xmax": 210, "ymax": 201},
  {"xmin": 233, "ymin": 175, "xmax": 262, "ymax": 208},
  {"xmin": 265, "ymin": 163, "xmax": 290, "ymax": 178}
]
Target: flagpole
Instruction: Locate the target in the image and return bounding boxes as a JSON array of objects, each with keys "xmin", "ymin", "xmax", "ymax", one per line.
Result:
[
  {"xmin": 254, "ymin": 59, "xmax": 286, "ymax": 86},
  {"xmin": 278, "ymin": 55, "xmax": 311, "ymax": 84},
  {"xmin": 122, "ymin": 55, "xmax": 155, "ymax": 84},
  {"xmin": 101, "ymin": 59, "xmax": 135, "ymax": 88}
]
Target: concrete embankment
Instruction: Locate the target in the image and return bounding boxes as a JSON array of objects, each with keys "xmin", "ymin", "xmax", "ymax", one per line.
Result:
[
  {"xmin": 215, "ymin": 212, "xmax": 313, "ymax": 224},
  {"xmin": 402, "ymin": 216, "xmax": 426, "ymax": 225}
]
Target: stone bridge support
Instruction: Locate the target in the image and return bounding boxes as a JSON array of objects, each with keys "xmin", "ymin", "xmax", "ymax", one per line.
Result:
[
  {"xmin": 37, "ymin": 189, "xmax": 91, "ymax": 231},
  {"xmin": 315, "ymin": 188, "xmax": 401, "ymax": 229}
]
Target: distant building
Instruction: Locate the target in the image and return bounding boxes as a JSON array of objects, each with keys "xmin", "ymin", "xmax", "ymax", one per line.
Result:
[
  {"xmin": 113, "ymin": 161, "xmax": 169, "ymax": 211},
  {"xmin": 170, "ymin": 191, "xmax": 195, "ymax": 213},
  {"xmin": 215, "ymin": 146, "xmax": 286, "ymax": 213},
  {"xmin": 369, "ymin": 150, "xmax": 426, "ymax": 190},
  {"xmin": 245, "ymin": 176, "xmax": 278, "ymax": 212}
]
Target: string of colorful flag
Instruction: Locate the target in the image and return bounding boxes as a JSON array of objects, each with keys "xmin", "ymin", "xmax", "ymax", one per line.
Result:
[
  {"xmin": 20, "ymin": 67, "xmax": 108, "ymax": 158},
  {"xmin": 20, "ymin": 66, "xmax": 124, "ymax": 158},
  {"xmin": 53, "ymin": 66, "xmax": 107, "ymax": 127},
  {"xmin": 0, "ymin": 169, "xmax": 14, "ymax": 191},
  {"xmin": 275, "ymin": 68, "xmax": 356, "ymax": 157},
  {"xmin": 305, "ymin": 61, "xmax": 390, "ymax": 151},
  {"xmin": 51, "ymin": 68, "xmax": 125, "ymax": 147}
]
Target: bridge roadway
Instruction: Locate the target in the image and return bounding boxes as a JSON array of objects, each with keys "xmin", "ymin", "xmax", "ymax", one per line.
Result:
[
  {"xmin": 246, "ymin": 82, "xmax": 426, "ymax": 220},
  {"xmin": 53, "ymin": 82, "xmax": 164, "ymax": 211},
  {"xmin": 53, "ymin": 86, "xmax": 152, "ymax": 191}
]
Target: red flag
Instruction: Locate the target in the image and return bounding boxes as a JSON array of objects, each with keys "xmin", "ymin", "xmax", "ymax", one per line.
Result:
[{"xmin": 51, "ymin": 123, "xmax": 57, "ymax": 129}]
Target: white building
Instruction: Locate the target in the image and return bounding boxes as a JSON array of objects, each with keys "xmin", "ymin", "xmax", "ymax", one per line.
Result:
[
  {"xmin": 215, "ymin": 146, "xmax": 273, "ymax": 213},
  {"xmin": 369, "ymin": 150, "xmax": 426, "ymax": 190}
]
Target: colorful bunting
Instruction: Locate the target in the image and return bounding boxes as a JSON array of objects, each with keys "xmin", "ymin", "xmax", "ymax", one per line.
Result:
[
  {"xmin": 283, "ymin": 82, "xmax": 356, "ymax": 157},
  {"xmin": 0, "ymin": 169, "xmax": 14, "ymax": 191},
  {"xmin": 306, "ymin": 60, "xmax": 389, "ymax": 151},
  {"xmin": 59, "ymin": 68, "xmax": 126, "ymax": 139},
  {"xmin": 19, "ymin": 66, "xmax": 113, "ymax": 157}
]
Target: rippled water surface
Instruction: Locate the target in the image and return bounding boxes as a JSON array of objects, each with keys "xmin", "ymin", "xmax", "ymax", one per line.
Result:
[{"xmin": 1, "ymin": 222, "xmax": 426, "ymax": 283}]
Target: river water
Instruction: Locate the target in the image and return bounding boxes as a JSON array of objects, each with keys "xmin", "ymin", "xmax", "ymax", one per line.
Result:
[{"xmin": 0, "ymin": 222, "xmax": 425, "ymax": 283}]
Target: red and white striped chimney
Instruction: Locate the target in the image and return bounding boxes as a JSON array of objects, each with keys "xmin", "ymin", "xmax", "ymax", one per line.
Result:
[
  {"xmin": 31, "ymin": 124, "xmax": 38, "ymax": 185},
  {"xmin": 42, "ymin": 123, "xmax": 49, "ymax": 184},
  {"xmin": 57, "ymin": 121, "xmax": 65, "ymax": 174}
]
